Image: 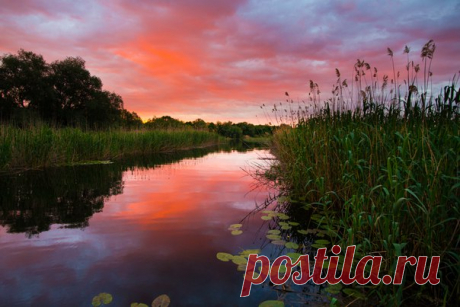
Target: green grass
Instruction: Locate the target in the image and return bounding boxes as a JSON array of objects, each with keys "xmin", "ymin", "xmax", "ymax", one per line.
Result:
[
  {"xmin": 0, "ymin": 125, "xmax": 222, "ymax": 170},
  {"xmin": 242, "ymin": 135, "xmax": 271, "ymax": 146},
  {"xmin": 266, "ymin": 41, "xmax": 460, "ymax": 305}
]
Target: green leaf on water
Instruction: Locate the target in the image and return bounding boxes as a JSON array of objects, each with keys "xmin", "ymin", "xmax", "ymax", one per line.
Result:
[
  {"xmin": 297, "ymin": 229, "xmax": 309, "ymax": 235},
  {"xmin": 130, "ymin": 303, "xmax": 148, "ymax": 307},
  {"xmin": 281, "ymin": 225, "xmax": 291, "ymax": 230},
  {"xmin": 99, "ymin": 293, "xmax": 112, "ymax": 304},
  {"xmin": 259, "ymin": 300, "xmax": 285, "ymax": 307},
  {"xmin": 277, "ymin": 264, "xmax": 287, "ymax": 273},
  {"xmin": 314, "ymin": 239, "xmax": 330, "ymax": 245},
  {"xmin": 237, "ymin": 264, "xmax": 247, "ymax": 271},
  {"xmin": 271, "ymin": 240, "xmax": 286, "ymax": 246},
  {"xmin": 92, "ymin": 296, "xmax": 102, "ymax": 307},
  {"xmin": 278, "ymin": 222, "xmax": 289, "ymax": 226},
  {"xmin": 229, "ymin": 223, "xmax": 242, "ymax": 229},
  {"xmin": 231, "ymin": 230, "xmax": 243, "ymax": 235},
  {"xmin": 277, "ymin": 196, "xmax": 289, "ymax": 203},
  {"xmin": 277, "ymin": 213, "xmax": 290, "ymax": 220},
  {"xmin": 285, "ymin": 242, "xmax": 299, "ymax": 249},
  {"xmin": 266, "ymin": 234, "xmax": 281, "ymax": 240},
  {"xmin": 152, "ymin": 294, "xmax": 171, "ymax": 307},
  {"xmin": 216, "ymin": 252, "xmax": 234, "ymax": 262},
  {"xmin": 267, "ymin": 229, "xmax": 281, "ymax": 235},
  {"xmin": 232, "ymin": 256, "xmax": 247, "ymax": 265},
  {"xmin": 261, "ymin": 215, "xmax": 273, "ymax": 220},
  {"xmin": 288, "ymin": 221, "xmax": 299, "ymax": 226},
  {"xmin": 286, "ymin": 252, "xmax": 302, "ymax": 262},
  {"xmin": 74, "ymin": 160, "xmax": 113, "ymax": 166},
  {"xmin": 239, "ymin": 249, "xmax": 261, "ymax": 257}
]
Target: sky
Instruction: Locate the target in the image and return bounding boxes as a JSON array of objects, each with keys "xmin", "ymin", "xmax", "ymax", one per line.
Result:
[{"xmin": 1, "ymin": 0, "xmax": 459, "ymax": 123}]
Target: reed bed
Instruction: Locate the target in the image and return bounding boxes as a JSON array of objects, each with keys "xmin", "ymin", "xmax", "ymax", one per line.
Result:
[
  {"xmin": 0, "ymin": 125, "xmax": 221, "ymax": 170},
  {"xmin": 268, "ymin": 41, "xmax": 459, "ymax": 305}
]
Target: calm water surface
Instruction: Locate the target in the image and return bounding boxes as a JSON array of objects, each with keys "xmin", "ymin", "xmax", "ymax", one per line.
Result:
[{"xmin": 0, "ymin": 147, "xmax": 283, "ymax": 306}]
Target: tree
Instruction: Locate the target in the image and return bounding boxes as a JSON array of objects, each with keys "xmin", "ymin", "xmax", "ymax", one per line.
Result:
[
  {"xmin": 1, "ymin": 50, "xmax": 131, "ymax": 127},
  {"xmin": 50, "ymin": 57, "xmax": 106, "ymax": 125},
  {"xmin": 145, "ymin": 116, "xmax": 186, "ymax": 130},
  {"xmin": 192, "ymin": 118, "xmax": 207, "ymax": 130},
  {"xmin": 0, "ymin": 49, "xmax": 52, "ymax": 121},
  {"xmin": 120, "ymin": 110, "xmax": 143, "ymax": 129}
]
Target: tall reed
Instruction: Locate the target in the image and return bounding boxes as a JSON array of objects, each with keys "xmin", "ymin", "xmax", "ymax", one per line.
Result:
[
  {"xmin": 267, "ymin": 41, "xmax": 459, "ymax": 305},
  {"xmin": 0, "ymin": 125, "xmax": 221, "ymax": 170}
]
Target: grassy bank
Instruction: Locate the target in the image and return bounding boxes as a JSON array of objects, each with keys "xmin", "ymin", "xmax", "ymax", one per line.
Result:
[
  {"xmin": 0, "ymin": 125, "xmax": 221, "ymax": 170},
  {"xmin": 267, "ymin": 45, "xmax": 459, "ymax": 305}
]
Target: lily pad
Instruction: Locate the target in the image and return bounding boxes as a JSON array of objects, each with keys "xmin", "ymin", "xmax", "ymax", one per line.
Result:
[
  {"xmin": 216, "ymin": 252, "xmax": 234, "ymax": 262},
  {"xmin": 285, "ymin": 242, "xmax": 299, "ymax": 249},
  {"xmin": 266, "ymin": 234, "xmax": 281, "ymax": 240},
  {"xmin": 280, "ymin": 225, "xmax": 291, "ymax": 230},
  {"xmin": 74, "ymin": 160, "xmax": 113, "ymax": 166},
  {"xmin": 277, "ymin": 214, "xmax": 290, "ymax": 220},
  {"xmin": 259, "ymin": 300, "xmax": 285, "ymax": 307},
  {"xmin": 130, "ymin": 303, "xmax": 148, "ymax": 307},
  {"xmin": 286, "ymin": 252, "xmax": 302, "ymax": 262},
  {"xmin": 272, "ymin": 264, "xmax": 287, "ymax": 273},
  {"xmin": 271, "ymin": 240, "xmax": 286, "ymax": 246},
  {"xmin": 92, "ymin": 296, "xmax": 102, "ymax": 307},
  {"xmin": 278, "ymin": 222, "xmax": 289, "ymax": 226},
  {"xmin": 297, "ymin": 229, "xmax": 309, "ymax": 235},
  {"xmin": 314, "ymin": 239, "xmax": 330, "ymax": 245},
  {"xmin": 288, "ymin": 221, "xmax": 299, "ymax": 226},
  {"xmin": 237, "ymin": 264, "xmax": 247, "ymax": 271},
  {"xmin": 92, "ymin": 293, "xmax": 112, "ymax": 306},
  {"xmin": 239, "ymin": 249, "xmax": 261, "ymax": 257},
  {"xmin": 277, "ymin": 196, "xmax": 289, "ymax": 203},
  {"xmin": 99, "ymin": 293, "xmax": 112, "ymax": 304},
  {"xmin": 229, "ymin": 224, "xmax": 242, "ymax": 229},
  {"xmin": 232, "ymin": 256, "xmax": 247, "ymax": 265},
  {"xmin": 152, "ymin": 294, "xmax": 171, "ymax": 307},
  {"xmin": 231, "ymin": 230, "xmax": 243, "ymax": 235},
  {"xmin": 267, "ymin": 229, "xmax": 281, "ymax": 235},
  {"xmin": 261, "ymin": 215, "xmax": 273, "ymax": 221}
]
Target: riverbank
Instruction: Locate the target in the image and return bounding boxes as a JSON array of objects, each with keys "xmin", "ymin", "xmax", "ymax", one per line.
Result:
[
  {"xmin": 0, "ymin": 125, "xmax": 222, "ymax": 171},
  {"xmin": 268, "ymin": 87, "xmax": 459, "ymax": 305}
]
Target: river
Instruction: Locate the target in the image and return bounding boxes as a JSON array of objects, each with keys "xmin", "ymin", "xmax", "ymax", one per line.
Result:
[{"xmin": 0, "ymin": 145, "xmax": 291, "ymax": 306}]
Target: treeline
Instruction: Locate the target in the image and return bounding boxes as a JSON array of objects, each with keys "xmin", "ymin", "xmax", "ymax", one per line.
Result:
[
  {"xmin": 0, "ymin": 50, "xmax": 273, "ymax": 138},
  {"xmin": 145, "ymin": 116, "xmax": 273, "ymax": 138},
  {"xmin": 0, "ymin": 49, "xmax": 142, "ymax": 128}
]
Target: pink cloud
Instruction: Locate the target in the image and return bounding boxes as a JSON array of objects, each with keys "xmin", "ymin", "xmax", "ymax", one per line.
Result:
[{"xmin": 1, "ymin": 0, "xmax": 459, "ymax": 123}]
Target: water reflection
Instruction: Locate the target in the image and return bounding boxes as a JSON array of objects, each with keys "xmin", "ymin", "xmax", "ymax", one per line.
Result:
[
  {"xmin": 0, "ymin": 144, "xmax": 277, "ymax": 306},
  {"xmin": 0, "ymin": 143, "xmax": 262, "ymax": 238}
]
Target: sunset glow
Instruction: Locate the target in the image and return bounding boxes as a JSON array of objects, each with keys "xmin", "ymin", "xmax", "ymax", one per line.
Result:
[{"xmin": 1, "ymin": 0, "xmax": 459, "ymax": 123}]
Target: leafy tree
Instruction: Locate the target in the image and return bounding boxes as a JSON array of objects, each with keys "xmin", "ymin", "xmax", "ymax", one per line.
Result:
[
  {"xmin": 145, "ymin": 116, "xmax": 186, "ymax": 130},
  {"xmin": 208, "ymin": 122, "xmax": 216, "ymax": 132},
  {"xmin": 50, "ymin": 57, "xmax": 104, "ymax": 124},
  {"xmin": 0, "ymin": 49, "xmax": 52, "ymax": 121},
  {"xmin": 191, "ymin": 118, "xmax": 207, "ymax": 130},
  {"xmin": 216, "ymin": 122, "xmax": 243, "ymax": 139},
  {"xmin": 1, "ymin": 50, "xmax": 129, "ymax": 128},
  {"xmin": 120, "ymin": 110, "xmax": 143, "ymax": 129}
]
